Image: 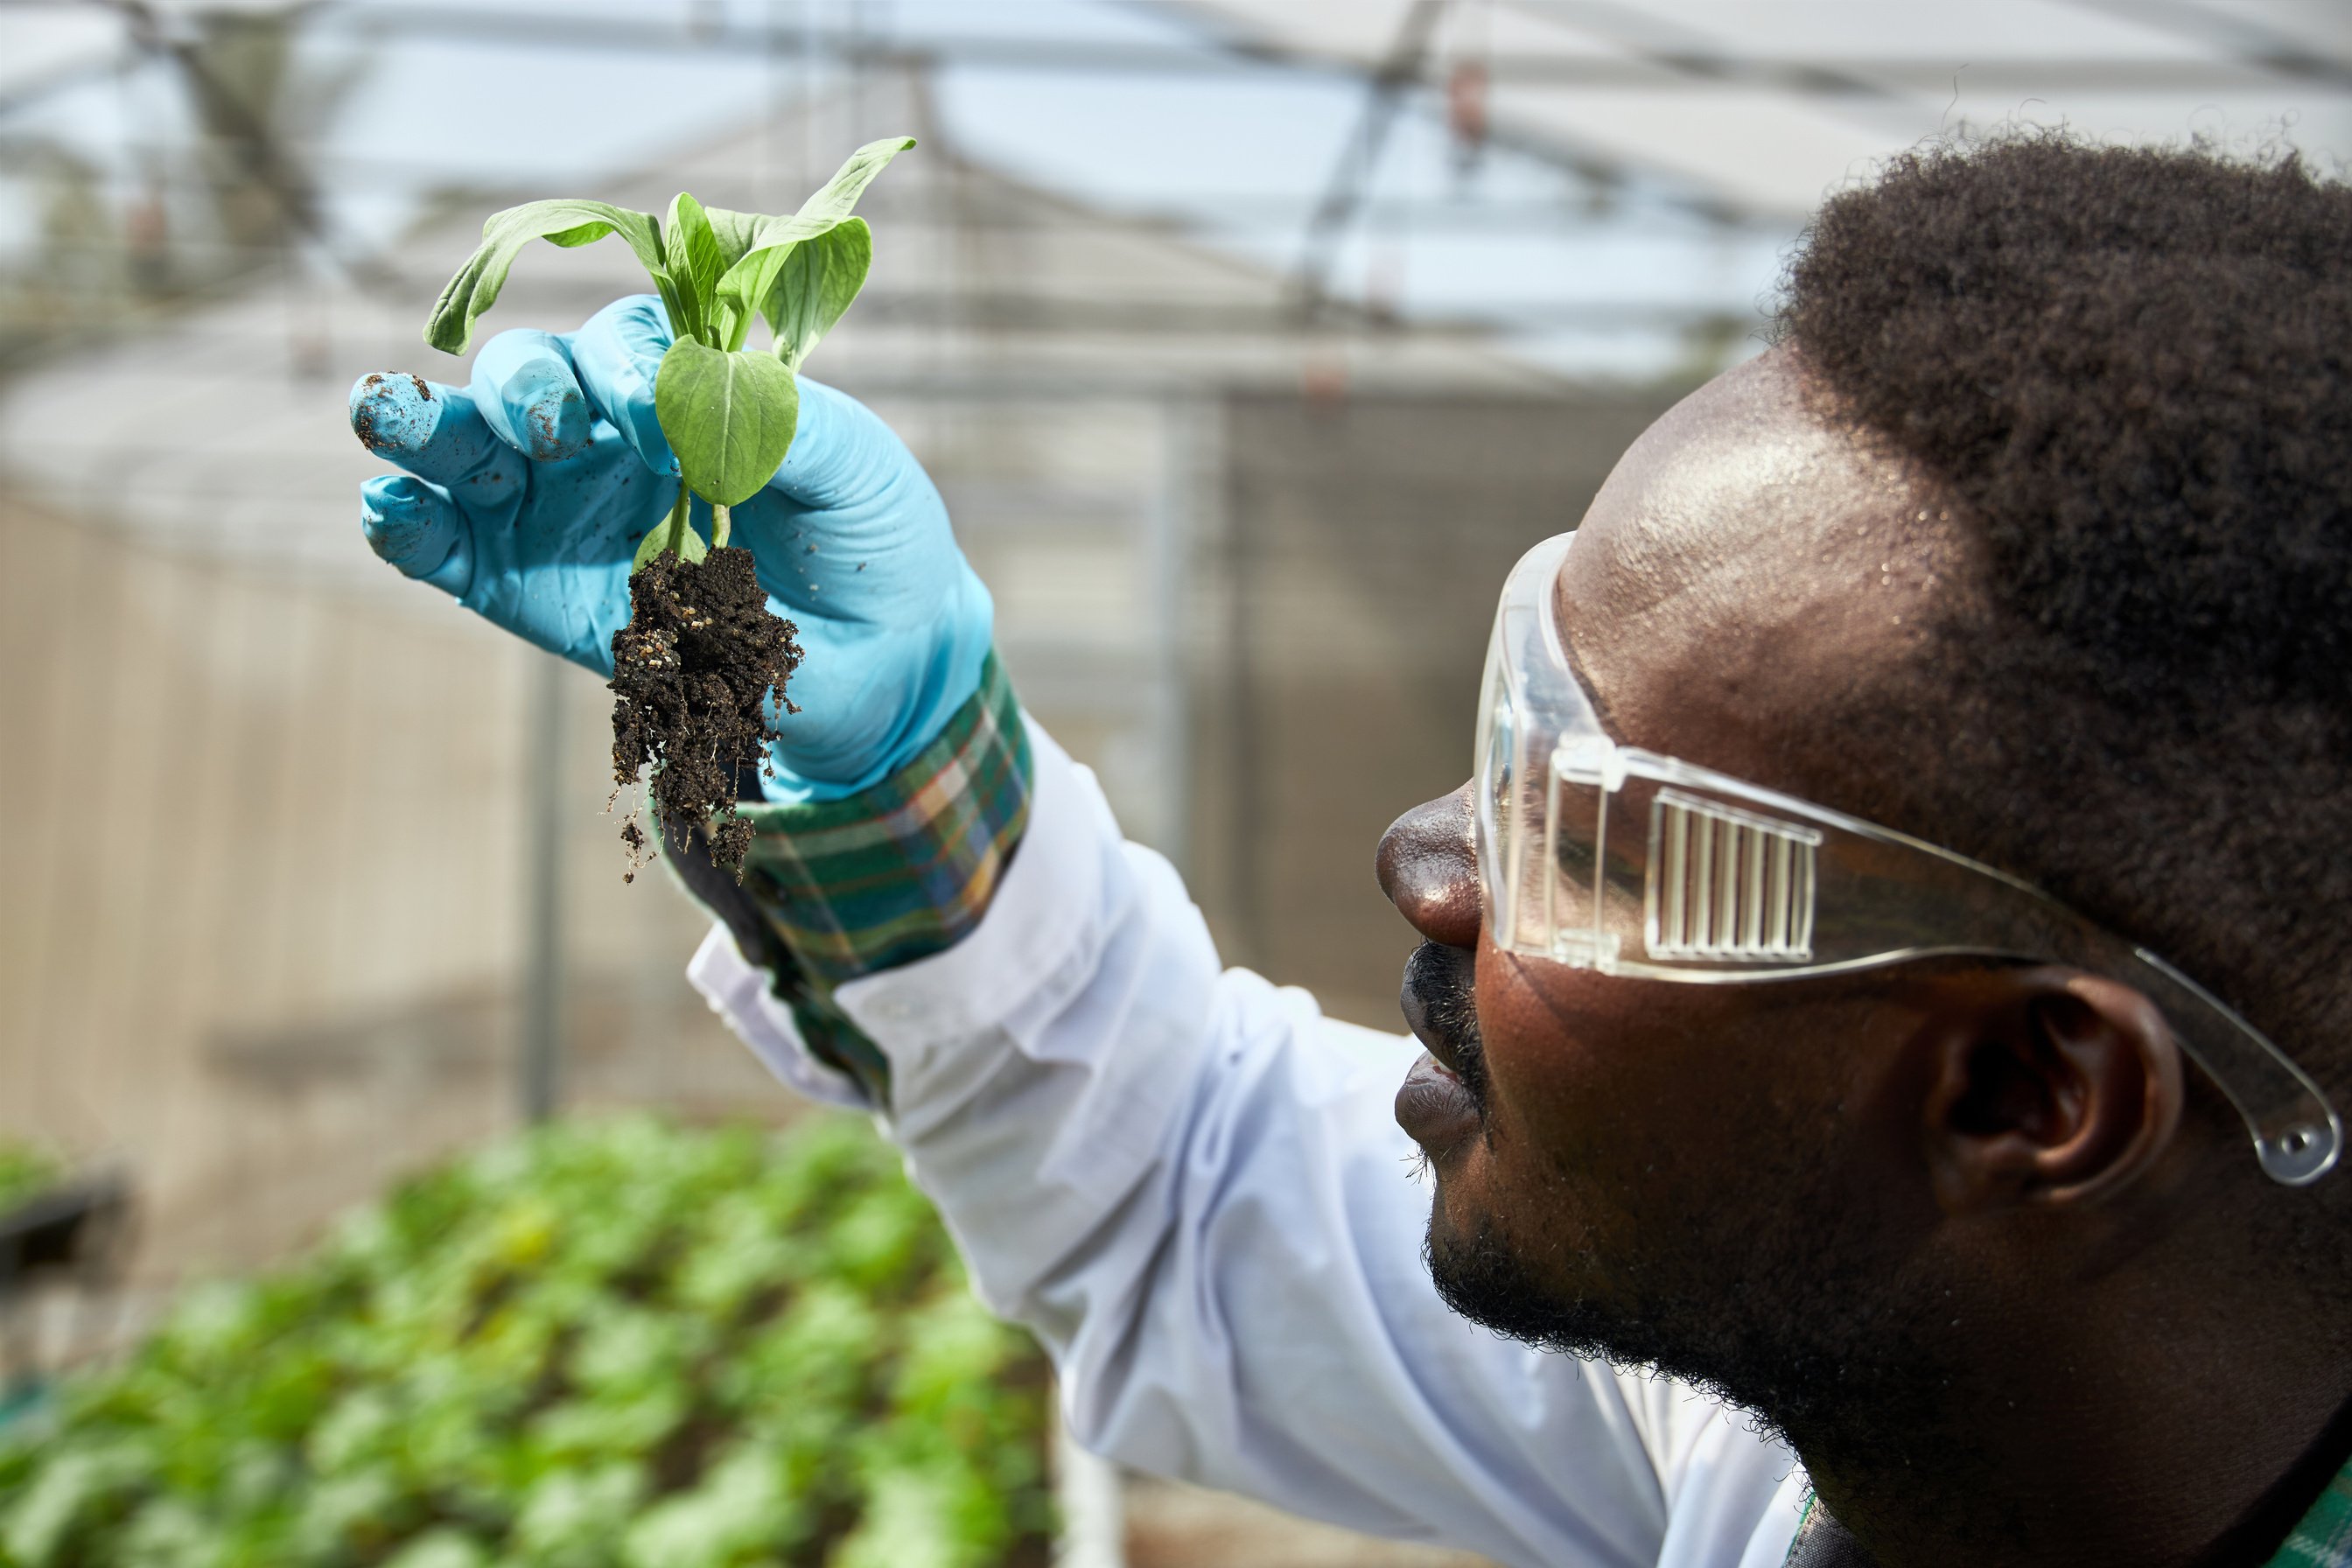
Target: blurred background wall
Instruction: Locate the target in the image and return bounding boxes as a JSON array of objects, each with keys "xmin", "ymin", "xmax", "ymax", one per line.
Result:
[{"xmin": 4, "ymin": 4, "xmax": 2352, "ymax": 1561}]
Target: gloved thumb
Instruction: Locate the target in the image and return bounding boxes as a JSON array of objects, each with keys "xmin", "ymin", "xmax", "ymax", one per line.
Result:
[
  {"xmin": 767, "ymin": 377, "xmax": 907, "ymax": 510},
  {"xmin": 571, "ymin": 295, "xmax": 676, "ymax": 480}
]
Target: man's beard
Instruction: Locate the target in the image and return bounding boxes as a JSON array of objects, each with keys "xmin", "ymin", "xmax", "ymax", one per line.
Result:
[
  {"xmin": 1432, "ymin": 1192, "xmax": 2032, "ymax": 1554},
  {"xmin": 1439, "ymin": 1166, "xmax": 1975, "ymax": 1476},
  {"xmin": 1418, "ymin": 1049, "xmax": 1978, "ymax": 1502}
]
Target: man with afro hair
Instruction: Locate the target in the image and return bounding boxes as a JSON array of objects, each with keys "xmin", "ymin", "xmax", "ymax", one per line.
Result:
[
  {"xmin": 1371, "ymin": 130, "xmax": 2352, "ymax": 1566},
  {"xmin": 360, "ymin": 130, "xmax": 2352, "ymax": 1568}
]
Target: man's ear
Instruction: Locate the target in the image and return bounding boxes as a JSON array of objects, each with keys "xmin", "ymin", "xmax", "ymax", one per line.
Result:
[{"xmin": 1916, "ymin": 966, "xmax": 2187, "ymax": 1213}]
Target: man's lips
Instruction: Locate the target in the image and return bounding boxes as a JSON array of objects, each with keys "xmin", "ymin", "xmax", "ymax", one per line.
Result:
[
  {"xmin": 1392, "ymin": 1048, "xmax": 1467, "ymax": 1161},
  {"xmin": 1396, "ymin": 942, "xmax": 1485, "ymax": 1155},
  {"xmin": 1396, "ymin": 1052, "xmax": 1480, "ymax": 1154},
  {"xmin": 1398, "ymin": 942, "xmax": 1481, "ymax": 1080}
]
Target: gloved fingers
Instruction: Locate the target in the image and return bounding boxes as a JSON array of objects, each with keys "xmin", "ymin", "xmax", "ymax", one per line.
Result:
[
  {"xmin": 360, "ymin": 473, "xmax": 472, "ymax": 598},
  {"xmin": 350, "ymin": 373, "xmax": 504, "ymax": 489},
  {"xmin": 571, "ymin": 295, "xmax": 676, "ymax": 479},
  {"xmin": 469, "ymin": 328, "xmax": 591, "ymax": 460},
  {"xmin": 766, "ymin": 377, "xmax": 909, "ymax": 511}
]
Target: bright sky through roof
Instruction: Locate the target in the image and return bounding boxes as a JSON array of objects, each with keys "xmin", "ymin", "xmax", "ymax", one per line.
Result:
[{"xmin": 4, "ymin": 0, "xmax": 2351, "ymax": 378}]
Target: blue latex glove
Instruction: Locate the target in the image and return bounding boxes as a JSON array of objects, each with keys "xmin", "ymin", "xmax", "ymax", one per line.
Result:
[{"xmin": 352, "ymin": 296, "xmax": 995, "ymax": 802}]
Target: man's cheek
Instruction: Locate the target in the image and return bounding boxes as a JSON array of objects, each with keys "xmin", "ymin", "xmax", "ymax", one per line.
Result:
[{"xmin": 1473, "ymin": 956, "xmax": 1594, "ymax": 1164}]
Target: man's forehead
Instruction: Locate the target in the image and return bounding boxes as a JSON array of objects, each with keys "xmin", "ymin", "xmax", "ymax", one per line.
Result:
[{"xmin": 1552, "ymin": 346, "xmax": 1981, "ymax": 780}]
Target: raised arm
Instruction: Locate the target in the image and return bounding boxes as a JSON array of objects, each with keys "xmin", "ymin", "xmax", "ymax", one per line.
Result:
[
  {"xmin": 690, "ymin": 723, "xmax": 1716, "ymax": 1568},
  {"xmin": 350, "ymin": 302, "xmax": 1800, "ymax": 1568}
]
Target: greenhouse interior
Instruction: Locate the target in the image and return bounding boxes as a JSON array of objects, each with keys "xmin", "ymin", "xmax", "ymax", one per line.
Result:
[{"xmin": 3, "ymin": 2, "xmax": 2350, "ymax": 1564}]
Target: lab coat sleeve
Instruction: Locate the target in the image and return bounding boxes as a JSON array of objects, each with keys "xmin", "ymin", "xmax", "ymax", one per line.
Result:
[{"xmin": 691, "ymin": 720, "xmax": 1795, "ymax": 1568}]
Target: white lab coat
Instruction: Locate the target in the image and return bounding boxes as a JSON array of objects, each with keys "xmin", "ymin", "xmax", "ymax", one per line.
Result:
[{"xmin": 690, "ymin": 722, "xmax": 1813, "ymax": 1568}]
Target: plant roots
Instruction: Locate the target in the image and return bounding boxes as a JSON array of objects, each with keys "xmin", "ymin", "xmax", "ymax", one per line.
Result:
[{"xmin": 609, "ymin": 547, "xmax": 801, "ymax": 880}]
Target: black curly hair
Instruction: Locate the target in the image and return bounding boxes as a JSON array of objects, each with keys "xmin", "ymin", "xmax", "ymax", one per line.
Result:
[{"xmin": 1774, "ymin": 133, "xmax": 2352, "ymax": 1206}]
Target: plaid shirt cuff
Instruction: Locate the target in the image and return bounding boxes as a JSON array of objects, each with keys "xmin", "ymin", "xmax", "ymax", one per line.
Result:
[
  {"xmin": 2270, "ymin": 1464, "xmax": 2352, "ymax": 1566},
  {"xmin": 712, "ymin": 652, "xmax": 1032, "ymax": 1104}
]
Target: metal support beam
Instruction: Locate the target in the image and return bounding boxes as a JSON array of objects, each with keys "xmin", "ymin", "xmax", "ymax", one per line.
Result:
[
  {"xmin": 96, "ymin": 0, "xmax": 410, "ymax": 302},
  {"xmin": 519, "ymin": 654, "xmax": 565, "ymax": 1125},
  {"xmin": 4, "ymin": 3, "xmax": 2348, "ymax": 110},
  {"xmin": 1291, "ymin": 0, "xmax": 1445, "ymax": 320}
]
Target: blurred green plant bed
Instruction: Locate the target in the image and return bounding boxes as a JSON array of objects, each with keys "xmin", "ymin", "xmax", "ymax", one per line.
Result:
[
  {"xmin": 0, "ymin": 1116, "xmax": 1054, "ymax": 1568},
  {"xmin": 0, "ymin": 1142, "xmax": 65, "ymax": 1219}
]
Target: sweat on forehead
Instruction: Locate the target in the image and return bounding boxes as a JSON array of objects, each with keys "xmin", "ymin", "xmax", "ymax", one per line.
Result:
[{"xmin": 1551, "ymin": 346, "xmax": 1985, "ymax": 789}]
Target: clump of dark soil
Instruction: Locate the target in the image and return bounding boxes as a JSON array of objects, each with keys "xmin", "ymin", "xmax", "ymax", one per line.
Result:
[{"xmin": 609, "ymin": 546, "xmax": 802, "ymax": 880}]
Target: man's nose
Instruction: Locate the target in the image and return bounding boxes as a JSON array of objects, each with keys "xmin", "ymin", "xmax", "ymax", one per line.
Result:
[{"xmin": 1376, "ymin": 785, "xmax": 1482, "ymax": 949}]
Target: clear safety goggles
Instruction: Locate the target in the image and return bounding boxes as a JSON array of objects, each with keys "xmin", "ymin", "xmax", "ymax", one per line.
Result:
[{"xmin": 1474, "ymin": 531, "xmax": 2340, "ymax": 1186}]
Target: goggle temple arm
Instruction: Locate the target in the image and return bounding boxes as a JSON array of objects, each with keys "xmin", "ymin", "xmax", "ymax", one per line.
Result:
[
  {"xmin": 1564, "ymin": 746, "xmax": 2344, "ymax": 1189},
  {"xmin": 2110, "ymin": 945, "xmax": 2342, "ymax": 1186}
]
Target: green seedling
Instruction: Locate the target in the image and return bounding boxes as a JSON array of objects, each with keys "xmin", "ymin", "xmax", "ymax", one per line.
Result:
[
  {"xmin": 0, "ymin": 1118, "xmax": 1054, "ymax": 1564},
  {"xmin": 0, "ymin": 1136, "xmax": 61, "ymax": 1217},
  {"xmin": 420, "ymin": 138, "xmax": 916, "ymax": 877},
  {"xmin": 424, "ymin": 135, "xmax": 914, "ymax": 568}
]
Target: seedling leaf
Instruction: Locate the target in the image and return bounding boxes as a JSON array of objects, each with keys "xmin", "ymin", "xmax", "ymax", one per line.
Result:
[
  {"xmin": 710, "ymin": 136, "xmax": 913, "ymax": 352},
  {"xmin": 426, "ymin": 200, "xmax": 665, "ymax": 355},
  {"xmin": 655, "ymin": 339, "xmax": 800, "ymax": 508},
  {"xmin": 633, "ymin": 511, "xmax": 710, "ymax": 571},
  {"xmin": 771, "ymin": 218, "xmax": 872, "ymax": 373},
  {"xmin": 701, "ymin": 207, "xmax": 768, "ymax": 270},
  {"xmin": 663, "ymin": 192, "xmax": 726, "ymax": 344}
]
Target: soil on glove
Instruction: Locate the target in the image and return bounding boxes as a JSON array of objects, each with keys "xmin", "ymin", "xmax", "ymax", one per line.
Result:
[{"xmin": 609, "ymin": 546, "xmax": 802, "ymax": 880}]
